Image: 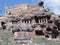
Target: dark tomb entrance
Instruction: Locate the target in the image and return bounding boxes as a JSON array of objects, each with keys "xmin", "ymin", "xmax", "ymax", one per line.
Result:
[
  {"xmin": 46, "ymin": 27, "xmax": 52, "ymax": 31},
  {"xmin": 35, "ymin": 30, "xmax": 44, "ymax": 36},
  {"xmin": 52, "ymin": 30, "xmax": 58, "ymax": 38},
  {"xmin": 1, "ymin": 22, "xmax": 6, "ymax": 29},
  {"xmin": 1, "ymin": 22, "xmax": 5, "ymax": 25},
  {"xmin": 34, "ymin": 16, "xmax": 39, "ymax": 23},
  {"xmin": 51, "ymin": 26, "xmax": 58, "ymax": 38},
  {"xmin": 45, "ymin": 34, "xmax": 49, "ymax": 38},
  {"xmin": 48, "ymin": 20, "xmax": 53, "ymax": 23},
  {"xmin": 2, "ymin": 25, "xmax": 6, "ymax": 29},
  {"xmin": 46, "ymin": 15, "xmax": 51, "ymax": 20},
  {"xmin": 12, "ymin": 29, "xmax": 20, "ymax": 34}
]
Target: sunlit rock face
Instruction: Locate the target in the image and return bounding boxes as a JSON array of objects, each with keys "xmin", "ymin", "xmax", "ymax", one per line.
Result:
[{"xmin": 0, "ymin": 1, "xmax": 60, "ymax": 41}]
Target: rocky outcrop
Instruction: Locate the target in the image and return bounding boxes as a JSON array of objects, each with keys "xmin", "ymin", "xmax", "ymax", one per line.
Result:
[{"xmin": 0, "ymin": 1, "xmax": 60, "ymax": 40}]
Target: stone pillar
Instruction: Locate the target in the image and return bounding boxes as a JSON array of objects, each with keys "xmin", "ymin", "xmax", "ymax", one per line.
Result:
[
  {"xmin": 27, "ymin": 20, "xmax": 29, "ymax": 23},
  {"xmin": 46, "ymin": 18, "xmax": 47, "ymax": 23},
  {"xmin": 23, "ymin": 21, "xmax": 25, "ymax": 23},
  {"xmin": 31, "ymin": 18, "xmax": 35, "ymax": 24},
  {"xmin": 29, "ymin": 20, "xmax": 30, "ymax": 23},
  {"xmin": 44, "ymin": 18, "xmax": 46, "ymax": 22},
  {"xmin": 39, "ymin": 19, "xmax": 40, "ymax": 23},
  {"xmin": 44, "ymin": 18, "xmax": 45, "ymax": 22},
  {"xmin": 20, "ymin": 20, "xmax": 22, "ymax": 23},
  {"xmin": 44, "ymin": 18, "xmax": 45, "ymax": 23},
  {"xmin": 41, "ymin": 19, "xmax": 42, "ymax": 23},
  {"xmin": 43, "ymin": 18, "xmax": 45, "ymax": 23}
]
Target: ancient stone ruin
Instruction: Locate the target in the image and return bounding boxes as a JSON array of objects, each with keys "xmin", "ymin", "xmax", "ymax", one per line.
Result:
[{"xmin": 0, "ymin": 1, "xmax": 60, "ymax": 45}]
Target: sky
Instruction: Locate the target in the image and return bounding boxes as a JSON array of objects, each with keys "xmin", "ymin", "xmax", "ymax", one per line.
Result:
[{"xmin": 0, "ymin": 0, "xmax": 60, "ymax": 15}]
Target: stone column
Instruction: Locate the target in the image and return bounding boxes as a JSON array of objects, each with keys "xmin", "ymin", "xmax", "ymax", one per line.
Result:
[
  {"xmin": 46, "ymin": 18, "xmax": 47, "ymax": 23},
  {"xmin": 25, "ymin": 21, "xmax": 26, "ymax": 23},
  {"xmin": 41, "ymin": 19, "xmax": 42, "ymax": 23},
  {"xmin": 31, "ymin": 18, "xmax": 35, "ymax": 24},
  {"xmin": 44, "ymin": 18, "xmax": 45, "ymax": 22},
  {"xmin": 44, "ymin": 18, "xmax": 46, "ymax": 22},
  {"xmin": 43, "ymin": 18, "xmax": 45, "ymax": 23},
  {"xmin": 24, "ymin": 21, "xmax": 26, "ymax": 23},
  {"xmin": 29, "ymin": 20, "xmax": 30, "ymax": 23},
  {"xmin": 39, "ymin": 19, "xmax": 40, "ymax": 23},
  {"xmin": 23, "ymin": 20, "xmax": 26, "ymax": 23},
  {"xmin": 20, "ymin": 20, "xmax": 22, "ymax": 23},
  {"xmin": 27, "ymin": 20, "xmax": 29, "ymax": 23},
  {"xmin": 44, "ymin": 18, "xmax": 46, "ymax": 23}
]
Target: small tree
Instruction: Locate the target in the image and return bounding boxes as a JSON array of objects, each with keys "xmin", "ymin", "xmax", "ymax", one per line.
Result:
[{"xmin": 38, "ymin": 1, "xmax": 44, "ymax": 6}]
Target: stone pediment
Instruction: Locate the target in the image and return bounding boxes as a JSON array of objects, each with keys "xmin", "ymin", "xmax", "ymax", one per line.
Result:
[{"xmin": 14, "ymin": 4, "xmax": 29, "ymax": 11}]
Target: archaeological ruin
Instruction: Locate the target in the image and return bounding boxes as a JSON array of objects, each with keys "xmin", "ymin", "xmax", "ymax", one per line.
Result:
[{"xmin": 0, "ymin": 1, "xmax": 60, "ymax": 45}]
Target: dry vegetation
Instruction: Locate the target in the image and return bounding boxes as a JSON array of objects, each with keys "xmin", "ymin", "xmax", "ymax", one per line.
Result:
[{"xmin": 0, "ymin": 29, "xmax": 60, "ymax": 45}]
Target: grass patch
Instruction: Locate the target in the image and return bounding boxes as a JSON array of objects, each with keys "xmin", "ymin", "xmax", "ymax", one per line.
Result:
[
  {"xmin": 32, "ymin": 36, "xmax": 60, "ymax": 45},
  {"xmin": 0, "ymin": 29, "xmax": 60, "ymax": 45}
]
